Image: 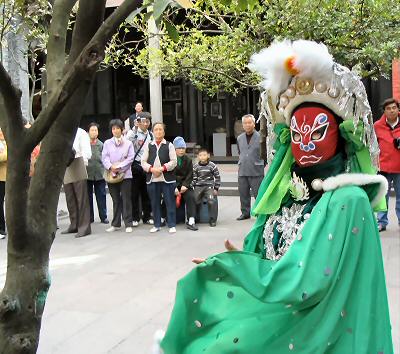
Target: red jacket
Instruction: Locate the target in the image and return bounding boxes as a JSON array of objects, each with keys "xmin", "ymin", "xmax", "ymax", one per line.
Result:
[{"xmin": 374, "ymin": 114, "xmax": 400, "ymax": 173}]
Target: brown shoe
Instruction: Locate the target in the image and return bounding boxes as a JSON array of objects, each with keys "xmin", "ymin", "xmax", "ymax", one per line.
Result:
[
  {"xmin": 61, "ymin": 228, "xmax": 77, "ymax": 234},
  {"xmin": 75, "ymin": 231, "xmax": 91, "ymax": 238}
]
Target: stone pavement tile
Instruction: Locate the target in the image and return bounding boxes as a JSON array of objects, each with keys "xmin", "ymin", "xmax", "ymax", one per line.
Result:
[
  {"xmin": 38, "ymin": 310, "xmax": 100, "ymax": 354},
  {"xmin": 0, "ymin": 195, "xmax": 397, "ymax": 353},
  {"xmin": 387, "ymin": 286, "xmax": 399, "ymax": 352},
  {"xmin": 50, "ymin": 288, "xmax": 174, "ymax": 354}
]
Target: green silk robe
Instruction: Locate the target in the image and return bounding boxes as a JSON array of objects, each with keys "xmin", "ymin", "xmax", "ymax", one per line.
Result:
[{"xmin": 160, "ymin": 181, "xmax": 393, "ymax": 353}]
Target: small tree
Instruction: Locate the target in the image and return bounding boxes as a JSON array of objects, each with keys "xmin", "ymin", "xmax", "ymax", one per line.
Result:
[
  {"xmin": 105, "ymin": 0, "xmax": 400, "ymax": 96},
  {"xmin": 0, "ymin": 1, "xmax": 144, "ymax": 352}
]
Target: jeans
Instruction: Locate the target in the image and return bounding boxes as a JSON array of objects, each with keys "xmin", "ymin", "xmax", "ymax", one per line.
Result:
[
  {"xmin": 147, "ymin": 182, "xmax": 176, "ymax": 228},
  {"xmin": 377, "ymin": 172, "xmax": 400, "ymax": 227},
  {"xmin": 87, "ymin": 179, "xmax": 107, "ymax": 222}
]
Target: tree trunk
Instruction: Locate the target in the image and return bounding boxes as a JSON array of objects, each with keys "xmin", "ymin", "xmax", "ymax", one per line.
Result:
[
  {"xmin": 0, "ymin": 250, "xmax": 51, "ymax": 353},
  {"xmin": 0, "ymin": 1, "xmax": 143, "ymax": 352}
]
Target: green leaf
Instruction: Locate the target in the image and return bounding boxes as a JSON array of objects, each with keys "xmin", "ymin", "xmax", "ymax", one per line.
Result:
[
  {"xmin": 153, "ymin": 0, "xmax": 173, "ymax": 21},
  {"xmin": 126, "ymin": 6, "xmax": 146, "ymax": 24},
  {"xmin": 237, "ymin": 0, "xmax": 247, "ymax": 11},
  {"xmin": 165, "ymin": 21, "xmax": 180, "ymax": 42},
  {"xmin": 174, "ymin": 0, "xmax": 193, "ymax": 8},
  {"xmin": 143, "ymin": 11, "xmax": 154, "ymax": 22}
]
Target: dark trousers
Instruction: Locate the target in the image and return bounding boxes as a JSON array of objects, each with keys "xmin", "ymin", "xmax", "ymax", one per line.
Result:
[
  {"xmin": 131, "ymin": 165, "xmax": 152, "ymax": 222},
  {"xmin": 87, "ymin": 179, "xmax": 107, "ymax": 222},
  {"xmin": 147, "ymin": 182, "xmax": 176, "ymax": 228},
  {"xmin": 180, "ymin": 188, "xmax": 196, "ymax": 219},
  {"xmin": 108, "ymin": 179, "xmax": 133, "ymax": 228},
  {"xmin": 194, "ymin": 186, "xmax": 217, "ymax": 222},
  {"xmin": 0, "ymin": 181, "xmax": 5, "ymax": 232},
  {"xmin": 64, "ymin": 180, "xmax": 91, "ymax": 236},
  {"xmin": 238, "ymin": 175, "xmax": 263, "ymax": 216}
]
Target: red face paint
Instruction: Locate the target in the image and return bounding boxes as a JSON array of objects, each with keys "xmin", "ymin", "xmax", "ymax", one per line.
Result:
[{"xmin": 290, "ymin": 105, "xmax": 339, "ymax": 167}]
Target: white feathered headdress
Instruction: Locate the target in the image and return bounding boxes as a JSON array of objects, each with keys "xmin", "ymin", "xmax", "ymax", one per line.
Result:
[{"xmin": 248, "ymin": 39, "xmax": 379, "ymax": 165}]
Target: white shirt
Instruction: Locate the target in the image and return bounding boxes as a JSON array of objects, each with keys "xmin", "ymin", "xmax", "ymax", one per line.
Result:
[
  {"xmin": 386, "ymin": 117, "xmax": 399, "ymax": 129},
  {"xmin": 73, "ymin": 128, "xmax": 92, "ymax": 166}
]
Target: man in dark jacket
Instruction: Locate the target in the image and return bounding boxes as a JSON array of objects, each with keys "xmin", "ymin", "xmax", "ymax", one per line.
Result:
[
  {"xmin": 173, "ymin": 137, "xmax": 198, "ymax": 231},
  {"xmin": 236, "ymin": 114, "xmax": 265, "ymax": 220}
]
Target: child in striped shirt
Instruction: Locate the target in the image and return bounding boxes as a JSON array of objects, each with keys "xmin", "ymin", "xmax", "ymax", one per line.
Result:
[{"xmin": 192, "ymin": 148, "xmax": 221, "ymax": 226}]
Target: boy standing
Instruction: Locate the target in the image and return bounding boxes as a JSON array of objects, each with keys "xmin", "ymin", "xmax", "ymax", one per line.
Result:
[
  {"xmin": 173, "ymin": 137, "xmax": 198, "ymax": 231},
  {"xmin": 193, "ymin": 148, "xmax": 221, "ymax": 227}
]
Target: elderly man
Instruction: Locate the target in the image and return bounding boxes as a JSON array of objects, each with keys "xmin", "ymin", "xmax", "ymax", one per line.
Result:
[
  {"xmin": 236, "ymin": 114, "xmax": 265, "ymax": 220},
  {"xmin": 62, "ymin": 127, "xmax": 92, "ymax": 237},
  {"xmin": 374, "ymin": 97, "xmax": 400, "ymax": 232}
]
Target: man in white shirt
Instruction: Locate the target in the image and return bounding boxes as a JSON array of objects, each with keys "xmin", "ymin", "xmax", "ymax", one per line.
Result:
[
  {"xmin": 124, "ymin": 101, "xmax": 144, "ymax": 133},
  {"xmin": 61, "ymin": 127, "xmax": 92, "ymax": 238}
]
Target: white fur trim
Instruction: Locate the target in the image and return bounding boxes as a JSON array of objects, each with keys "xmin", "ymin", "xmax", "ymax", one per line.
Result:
[
  {"xmin": 321, "ymin": 173, "xmax": 388, "ymax": 207},
  {"xmin": 151, "ymin": 329, "xmax": 165, "ymax": 354}
]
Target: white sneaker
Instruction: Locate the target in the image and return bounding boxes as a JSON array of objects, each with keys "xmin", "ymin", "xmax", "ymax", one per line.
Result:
[
  {"xmin": 125, "ymin": 227, "xmax": 133, "ymax": 233},
  {"xmin": 0, "ymin": 234, "xmax": 5, "ymax": 240},
  {"xmin": 150, "ymin": 227, "xmax": 160, "ymax": 233},
  {"xmin": 132, "ymin": 221, "xmax": 139, "ymax": 227},
  {"xmin": 148, "ymin": 219, "xmax": 154, "ymax": 225},
  {"xmin": 169, "ymin": 227, "xmax": 176, "ymax": 234},
  {"xmin": 106, "ymin": 226, "xmax": 120, "ymax": 232}
]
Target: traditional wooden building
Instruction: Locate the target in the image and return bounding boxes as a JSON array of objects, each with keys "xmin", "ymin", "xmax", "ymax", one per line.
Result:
[{"xmin": 83, "ymin": 1, "xmax": 396, "ymax": 156}]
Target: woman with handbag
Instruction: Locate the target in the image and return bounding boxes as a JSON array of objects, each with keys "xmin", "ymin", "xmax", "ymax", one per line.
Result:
[
  {"xmin": 141, "ymin": 122, "xmax": 177, "ymax": 234},
  {"xmin": 102, "ymin": 119, "xmax": 135, "ymax": 233}
]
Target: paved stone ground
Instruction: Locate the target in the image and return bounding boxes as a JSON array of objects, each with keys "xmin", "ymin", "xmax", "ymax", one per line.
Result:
[{"xmin": 0, "ymin": 182, "xmax": 398, "ymax": 353}]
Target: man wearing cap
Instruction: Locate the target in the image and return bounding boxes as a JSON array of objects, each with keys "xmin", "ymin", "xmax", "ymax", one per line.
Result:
[
  {"xmin": 173, "ymin": 137, "xmax": 198, "ymax": 231},
  {"xmin": 236, "ymin": 114, "xmax": 265, "ymax": 220},
  {"xmin": 126, "ymin": 114, "xmax": 154, "ymax": 226}
]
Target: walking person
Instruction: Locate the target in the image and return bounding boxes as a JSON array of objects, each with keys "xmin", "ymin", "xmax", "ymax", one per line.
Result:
[
  {"xmin": 374, "ymin": 97, "xmax": 400, "ymax": 231},
  {"xmin": 62, "ymin": 127, "xmax": 92, "ymax": 238},
  {"xmin": 141, "ymin": 122, "xmax": 177, "ymax": 234},
  {"xmin": 102, "ymin": 119, "xmax": 135, "ymax": 233},
  {"xmin": 236, "ymin": 114, "xmax": 265, "ymax": 220},
  {"xmin": 173, "ymin": 136, "xmax": 198, "ymax": 231},
  {"xmin": 192, "ymin": 148, "xmax": 221, "ymax": 227},
  {"xmin": 87, "ymin": 122, "xmax": 108, "ymax": 224},
  {"xmin": 0, "ymin": 128, "xmax": 7, "ymax": 239},
  {"xmin": 126, "ymin": 115, "xmax": 153, "ymax": 226}
]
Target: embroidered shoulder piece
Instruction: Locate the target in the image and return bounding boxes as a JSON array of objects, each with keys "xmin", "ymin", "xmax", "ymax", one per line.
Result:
[{"xmin": 263, "ymin": 203, "xmax": 307, "ymax": 260}]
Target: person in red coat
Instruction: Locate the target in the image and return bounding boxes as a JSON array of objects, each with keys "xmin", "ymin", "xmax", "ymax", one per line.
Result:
[{"xmin": 374, "ymin": 97, "xmax": 400, "ymax": 231}]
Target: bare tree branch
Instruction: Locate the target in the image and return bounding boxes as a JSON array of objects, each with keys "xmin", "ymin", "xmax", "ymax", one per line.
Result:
[
  {"xmin": 67, "ymin": 0, "xmax": 107, "ymax": 69},
  {"xmin": 0, "ymin": 61, "xmax": 25, "ymax": 137},
  {"xmin": 26, "ymin": 0, "xmax": 144, "ymax": 149},
  {"xmin": 46, "ymin": 0, "xmax": 78, "ymax": 98}
]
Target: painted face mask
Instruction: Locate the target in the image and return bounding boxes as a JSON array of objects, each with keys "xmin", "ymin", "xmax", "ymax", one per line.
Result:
[{"xmin": 290, "ymin": 105, "xmax": 339, "ymax": 167}]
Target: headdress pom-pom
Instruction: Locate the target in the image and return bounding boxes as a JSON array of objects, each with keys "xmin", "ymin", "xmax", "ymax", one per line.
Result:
[{"xmin": 284, "ymin": 56, "xmax": 299, "ymax": 76}]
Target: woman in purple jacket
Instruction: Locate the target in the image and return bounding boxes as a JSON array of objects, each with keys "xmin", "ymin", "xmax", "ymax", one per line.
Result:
[{"xmin": 102, "ymin": 119, "xmax": 135, "ymax": 233}]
